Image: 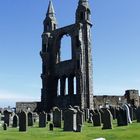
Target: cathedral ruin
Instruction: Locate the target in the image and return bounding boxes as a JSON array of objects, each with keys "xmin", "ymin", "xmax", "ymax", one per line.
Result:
[
  {"xmin": 40, "ymin": 0, "xmax": 94, "ymax": 112},
  {"xmin": 16, "ymin": 0, "xmax": 139, "ymax": 113}
]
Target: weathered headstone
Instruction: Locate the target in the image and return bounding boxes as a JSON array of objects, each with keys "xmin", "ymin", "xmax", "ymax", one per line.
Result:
[
  {"xmin": 12, "ymin": 114, "xmax": 19, "ymax": 127},
  {"xmin": 116, "ymin": 107, "xmax": 128, "ymax": 126},
  {"xmin": 19, "ymin": 111, "xmax": 27, "ymax": 132},
  {"xmin": 63, "ymin": 108, "xmax": 77, "ymax": 131},
  {"xmin": 28, "ymin": 112, "xmax": 34, "ymax": 126},
  {"xmin": 102, "ymin": 109, "xmax": 113, "ymax": 129},
  {"xmin": 84, "ymin": 108, "xmax": 90, "ymax": 121},
  {"xmin": 3, "ymin": 123, "xmax": 7, "ymax": 130},
  {"xmin": 109, "ymin": 106, "xmax": 116, "ymax": 120},
  {"xmin": 128, "ymin": 105, "xmax": 133, "ymax": 121},
  {"xmin": 74, "ymin": 106, "xmax": 84, "ymax": 126},
  {"xmin": 92, "ymin": 110, "xmax": 101, "ymax": 127},
  {"xmin": 49, "ymin": 123, "xmax": 54, "ymax": 131},
  {"xmin": 136, "ymin": 107, "xmax": 140, "ymax": 122},
  {"xmin": 39, "ymin": 112, "xmax": 46, "ymax": 128},
  {"xmin": 99, "ymin": 109, "xmax": 104, "ymax": 123},
  {"xmin": 133, "ymin": 107, "xmax": 137, "ymax": 120},
  {"xmin": 123, "ymin": 104, "xmax": 132, "ymax": 124},
  {"xmin": 88, "ymin": 113, "xmax": 93, "ymax": 123},
  {"xmin": 53, "ymin": 107, "xmax": 62, "ymax": 128},
  {"xmin": 4, "ymin": 110, "xmax": 11, "ymax": 126}
]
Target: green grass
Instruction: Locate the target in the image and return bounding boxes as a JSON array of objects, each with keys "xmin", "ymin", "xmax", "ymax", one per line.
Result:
[{"xmin": 0, "ymin": 121, "xmax": 140, "ymax": 140}]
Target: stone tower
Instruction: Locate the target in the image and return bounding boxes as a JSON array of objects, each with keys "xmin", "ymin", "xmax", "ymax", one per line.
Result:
[{"xmin": 40, "ymin": 0, "xmax": 93, "ymax": 112}]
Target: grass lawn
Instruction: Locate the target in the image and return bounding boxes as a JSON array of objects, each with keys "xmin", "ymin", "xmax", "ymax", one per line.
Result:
[{"xmin": 0, "ymin": 121, "xmax": 140, "ymax": 140}]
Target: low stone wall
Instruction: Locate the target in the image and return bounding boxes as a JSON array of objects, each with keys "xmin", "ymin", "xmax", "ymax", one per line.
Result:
[{"xmin": 16, "ymin": 102, "xmax": 39, "ymax": 113}]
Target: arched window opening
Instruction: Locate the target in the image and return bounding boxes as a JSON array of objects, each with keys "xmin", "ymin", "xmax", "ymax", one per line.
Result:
[
  {"xmin": 65, "ymin": 78, "xmax": 68, "ymax": 95},
  {"xmin": 74, "ymin": 77, "xmax": 76, "ymax": 95},
  {"xmin": 60, "ymin": 35, "xmax": 72, "ymax": 62},
  {"xmin": 57, "ymin": 79, "xmax": 60, "ymax": 96}
]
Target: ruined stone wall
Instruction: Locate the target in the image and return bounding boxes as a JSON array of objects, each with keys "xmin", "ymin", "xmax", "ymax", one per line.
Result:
[
  {"xmin": 16, "ymin": 102, "xmax": 39, "ymax": 113},
  {"xmin": 93, "ymin": 95, "xmax": 126, "ymax": 108}
]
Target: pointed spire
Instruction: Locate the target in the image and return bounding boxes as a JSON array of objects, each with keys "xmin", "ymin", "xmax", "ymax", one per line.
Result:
[
  {"xmin": 79, "ymin": 0, "xmax": 89, "ymax": 6},
  {"xmin": 43, "ymin": 0, "xmax": 57, "ymax": 32},
  {"xmin": 47, "ymin": 0, "xmax": 55, "ymax": 18}
]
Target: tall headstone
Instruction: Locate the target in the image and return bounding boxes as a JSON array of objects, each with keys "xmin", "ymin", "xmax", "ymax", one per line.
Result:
[
  {"xmin": 4, "ymin": 110, "xmax": 11, "ymax": 126},
  {"xmin": 19, "ymin": 111, "xmax": 27, "ymax": 132},
  {"xmin": 116, "ymin": 107, "xmax": 128, "ymax": 126},
  {"xmin": 136, "ymin": 107, "xmax": 140, "ymax": 122},
  {"xmin": 109, "ymin": 106, "xmax": 116, "ymax": 120},
  {"xmin": 53, "ymin": 107, "xmax": 62, "ymax": 128},
  {"xmin": 92, "ymin": 110, "xmax": 101, "ymax": 127},
  {"xmin": 49, "ymin": 123, "xmax": 54, "ymax": 131},
  {"xmin": 74, "ymin": 106, "xmax": 84, "ymax": 131},
  {"xmin": 123, "ymin": 104, "xmax": 132, "ymax": 124},
  {"xmin": 3, "ymin": 123, "xmax": 7, "ymax": 130},
  {"xmin": 84, "ymin": 108, "xmax": 90, "ymax": 121},
  {"xmin": 28, "ymin": 112, "xmax": 34, "ymax": 126},
  {"xmin": 102, "ymin": 109, "xmax": 113, "ymax": 129},
  {"xmin": 63, "ymin": 108, "xmax": 77, "ymax": 131},
  {"xmin": 88, "ymin": 113, "xmax": 93, "ymax": 123},
  {"xmin": 99, "ymin": 109, "xmax": 104, "ymax": 123},
  {"xmin": 12, "ymin": 114, "xmax": 19, "ymax": 127},
  {"xmin": 128, "ymin": 105, "xmax": 133, "ymax": 121},
  {"xmin": 133, "ymin": 107, "xmax": 137, "ymax": 120},
  {"xmin": 39, "ymin": 112, "xmax": 46, "ymax": 128}
]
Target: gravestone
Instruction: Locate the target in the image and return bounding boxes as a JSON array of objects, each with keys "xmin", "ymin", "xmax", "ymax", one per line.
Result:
[
  {"xmin": 77, "ymin": 124, "xmax": 82, "ymax": 132},
  {"xmin": 84, "ymin": 108, "xmax": 90, "ymax": 121},
  {"xmin": 88, "ymin": 113, "xmax": 93, "ymax": 123},
  {"xmin": 102, "ymin": 109, "xmax": 113, "ymax": 129},
  {"xmin": 74, "ymin": 106, "xmax": 84, "ymax": 126},
  {"xmin": 92, "ymin": 110, "xmax": 101, "ymax": 127},
  {"xmin": 49, "ymin": 123, "xmax": 54, "ymax": 131},
  {"xmin": 28, "ymin": 112, "xmax": 33, "ymax": 126},
  {"xmin": 128, "ymin": 105, "xmax": 133, "ymax": 121},
  {"xmin": 12, "ymin": 114, "xmax": 19, "ymax": 127},
  {"xmin": 4, "ymin": 110, "xmax": 11, "ymax": 126},
  {"xmin": 19, "ymin": 111, "xmax": 27, "ymax": 132},
  {"xmin": 63, "ymin": 108, "xmax": 77, "ymax": 131},
  {"xmin": 109, "ymin": 106, "xmax": 116, "ymax": 120},
  {"xmin": 123, "ymin": 104, "xmax": 132, "ymax": 124},
  {"xmin": 136, "ymin": 107, "xmax": 140, "ymax": 122},
  {"xmin": 116, "ymin": 107, "xmax": 128, "ymax": 126},
  {"xmin": 99, "ymin": 109, "xmax": 104, "ymax": 123},
  {"xmin": 3, "ymin": 123, "xmax": 7, "ymax": 130},
  {"xmin": 39, "ymin": 112, "xmax": 46, "ymax": 128},
  {"xmin": 53, "ymin": 107, "xmax": 62, "ymax": 128},
  {"xmin": 133, "ymin": 107, "xmax": 137, "ymax": 120}
]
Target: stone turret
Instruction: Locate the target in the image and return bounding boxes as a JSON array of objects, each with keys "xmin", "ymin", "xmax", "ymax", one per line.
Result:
[
  {"xmin": 76, "ymin": 0, "xmax": 91, "ymax": 23},
  {"xmin": 43, "ymin": 0, "xmax": 57, "ymax": 32}
]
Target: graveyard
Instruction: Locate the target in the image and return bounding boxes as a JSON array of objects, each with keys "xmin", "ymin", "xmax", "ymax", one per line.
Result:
[{"xmin": 0, "ymin": 120, "xmax": 140, "ymax": 140}]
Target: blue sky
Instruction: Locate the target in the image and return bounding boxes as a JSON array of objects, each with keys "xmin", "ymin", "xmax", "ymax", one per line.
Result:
[{"xmin": 0, "ymin": 0, "xmax": 140, "ymax": 107}]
